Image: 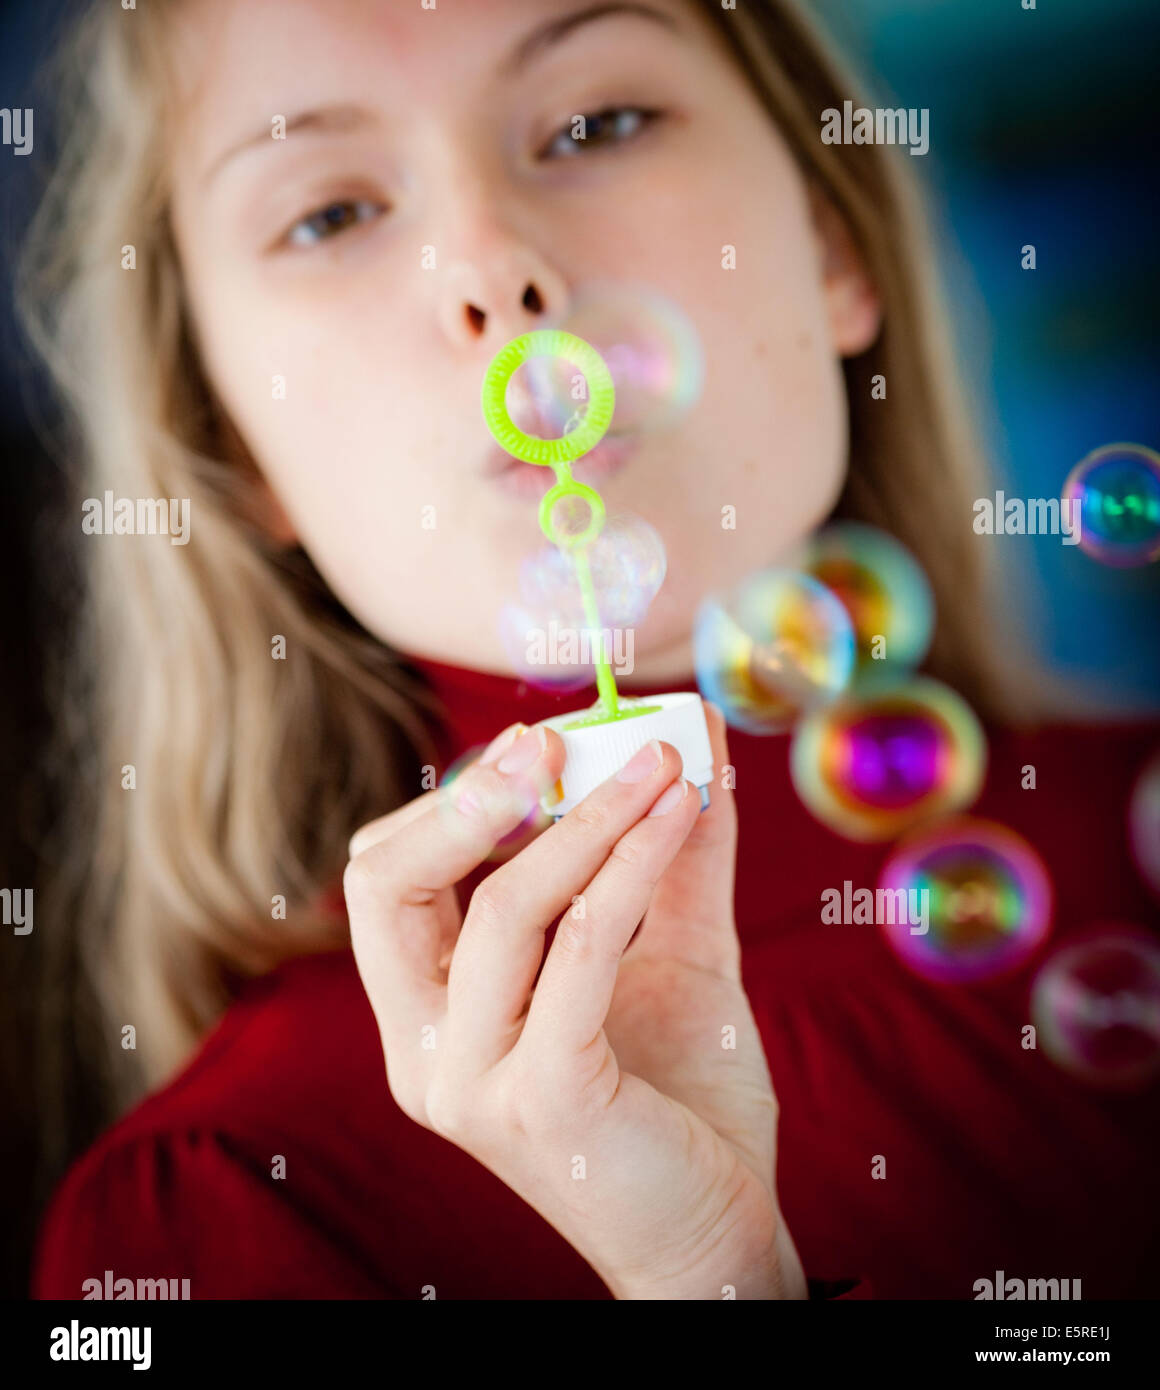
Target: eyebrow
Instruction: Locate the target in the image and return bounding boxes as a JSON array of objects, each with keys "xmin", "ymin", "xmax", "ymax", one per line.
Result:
[
  {"xmin": 203, "ymin": 2, "xmax": 677, "ymax": 185},
  {"xmin": 499, "ymin": 2, "xmax": 678, "ymax": 77}
]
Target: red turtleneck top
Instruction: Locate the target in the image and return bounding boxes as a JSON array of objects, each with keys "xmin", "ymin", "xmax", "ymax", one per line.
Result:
[{"xmin": 32, "ymin": 658, "xmax": 1160, "ymax": 1299}]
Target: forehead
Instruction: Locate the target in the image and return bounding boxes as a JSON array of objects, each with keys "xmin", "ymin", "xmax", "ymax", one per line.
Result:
[{"xmin": 170, "ymin": 0, "xmax": 701, "ymax": 113}]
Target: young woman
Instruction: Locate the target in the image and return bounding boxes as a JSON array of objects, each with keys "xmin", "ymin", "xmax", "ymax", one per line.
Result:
[{"xmin": 23, "ymin": 0, "xmax": 1156, "ymax": 1299}]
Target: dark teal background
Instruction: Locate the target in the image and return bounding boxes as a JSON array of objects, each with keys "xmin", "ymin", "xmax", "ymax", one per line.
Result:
[{"xmin": 814, "ymin": 0, "xmax": 1159, "ymax": 707}]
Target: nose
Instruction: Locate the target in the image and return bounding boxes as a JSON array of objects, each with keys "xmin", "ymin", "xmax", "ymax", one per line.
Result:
[{"xmin": 435, "ymin": 237, "xmax": 569, "ymax": 353}]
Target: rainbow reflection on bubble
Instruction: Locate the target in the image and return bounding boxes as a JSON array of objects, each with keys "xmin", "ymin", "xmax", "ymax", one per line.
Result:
[
  {"xmin": 1031, "ymin": 926, "xmax": 1160, "ymax": 1088},
  {"xmin": 438, "ymin": 743, "xmax": 546, "ymax": 857},
  {"xmin": 1129, "ymin": 749, "xmax": 1160, "ymax": 900},
  {"xmin": 521, "ymin": 283, "xmax": 704, "ymax": 438},
  {"xmin": 694, "ymin": 569, "xmax": 855, "ymax": 735},
  {"xmin": 1061, "ymin": 443, "xmax": 1160, "ymax": 567},
  {"xmin": 790, "ymin": 678, "xmax": 986, "ymax": 840},
  {"xmin": 800, "ymin": 522, "xmax": 933, "ymax": 689},
  {"xmin": 877, "ymin": 817, "xmax": 1052, "ymax": 983}
]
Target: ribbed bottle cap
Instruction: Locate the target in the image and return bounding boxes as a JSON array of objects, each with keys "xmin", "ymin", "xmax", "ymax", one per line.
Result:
[{"xmin": 537, "ymin": 692, "xmax": 714, "ymax": 818}]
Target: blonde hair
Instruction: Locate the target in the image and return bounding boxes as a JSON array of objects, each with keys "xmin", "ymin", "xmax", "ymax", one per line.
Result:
[{"xmin": 19, "ymin": 0, "xmax": 1031, "ymax": 1148}]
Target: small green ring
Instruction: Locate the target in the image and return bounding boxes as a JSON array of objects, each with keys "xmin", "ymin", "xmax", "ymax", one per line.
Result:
[
  {"xmin": 539, "ymin": 478, "xmax": 605, "ymax": 549},
  {"xmin": 481, "ymin": 330, "xmax": 615, "ymax": 466}
]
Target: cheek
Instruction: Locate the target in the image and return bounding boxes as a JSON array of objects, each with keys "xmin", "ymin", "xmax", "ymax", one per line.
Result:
[{"xmin": 634, "ymin": 171, "xmax": 848, "ymax": 604}]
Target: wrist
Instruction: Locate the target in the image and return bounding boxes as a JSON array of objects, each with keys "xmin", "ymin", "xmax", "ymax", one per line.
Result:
[{"xmin": 608, "ymin": 1207, "xmax": 808, "ymax": 1302}]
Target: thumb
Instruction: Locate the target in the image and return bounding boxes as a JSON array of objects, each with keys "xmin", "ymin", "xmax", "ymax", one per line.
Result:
[{"xmin": 626, "ymin": 700, "xmax": 741, "ymax": 977}]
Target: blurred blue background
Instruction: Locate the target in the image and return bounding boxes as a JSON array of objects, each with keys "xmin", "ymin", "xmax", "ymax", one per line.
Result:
[
  {"xmin": 1, "ymin": 0, "xmax": 1157, "ymax": 707},
  {"xmin": 813, "ymin": 0, "xmax": 1160, "ymax": 707}
]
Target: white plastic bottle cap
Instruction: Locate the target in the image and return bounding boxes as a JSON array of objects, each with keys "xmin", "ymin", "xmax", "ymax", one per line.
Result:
[{"xmin": 537, "ymin": 692, "xmax": 714, "ymax": 819}]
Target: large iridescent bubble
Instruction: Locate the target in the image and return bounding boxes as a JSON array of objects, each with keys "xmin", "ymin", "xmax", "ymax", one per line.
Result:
[
  {"xmin": 798, "ymin": 522, "xmax": 933, "ymax": 689},
  {"xmin": 694, "ymin": 569, "xmax": 855, "ymax": 734},
  {"xmin": 1061, "ymin": 443, "xmax": 1160, "ymax": 567},
  {"xmin": 1128, "ymin": 749, "xmax": 1160, "ymax": 900},
  {"xmin": 790, "ymin": 678, "xmax": 986, "ymax": 840},
  {"xmin": 1031, "ymin": 926, "xmax": 1160, "ymax": 1088},
  {"xmin": 877, "ymin": 817, "xmax": 1053, "ymax": 983},
  {"xmin": 500, "ymin": 513, "xmax": 666, "ymax": 692},
  {"xmin": 520, "ymin": 283, "xmax": 704, "ymax": 438}
]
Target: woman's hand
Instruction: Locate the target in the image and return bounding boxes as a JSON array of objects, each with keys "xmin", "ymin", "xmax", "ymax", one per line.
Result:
[{"xmin": 344, "ymin": 704, "xmax": 807, "ymax": 1300}]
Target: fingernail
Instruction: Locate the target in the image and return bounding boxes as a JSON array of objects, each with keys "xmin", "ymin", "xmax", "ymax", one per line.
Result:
[
  {"xmin": 496, "ymin": 725, "xmax": 547, "ymax": 775},
  {"xmin": 648, "ymin": 779, "xmax": 689, "ymax": 817},
  {"xmin": 616, "ymin": 739, "xmax": 663, "ymax": 784},
  {"xmin": 479, "ymin": 722, "xmax": 527, "ymax": 768}
]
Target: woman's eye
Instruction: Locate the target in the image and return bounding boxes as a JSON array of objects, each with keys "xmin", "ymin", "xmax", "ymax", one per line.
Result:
[
  {"xmin": 542, "ymin": 106, "xmax": 660, "ymax": 159},
  {"xmin": 284, "ymin": 198, "xmax": 385, "ymax": 248}
]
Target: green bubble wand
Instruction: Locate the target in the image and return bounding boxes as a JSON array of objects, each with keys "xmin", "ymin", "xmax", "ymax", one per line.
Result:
[
  {"xmin": 481, "ymin": 328, "xmax": 715, "ymax": 815},
  {"xmin": 481, "ymin": 329, "xmax": 657, "ymax": 728}
]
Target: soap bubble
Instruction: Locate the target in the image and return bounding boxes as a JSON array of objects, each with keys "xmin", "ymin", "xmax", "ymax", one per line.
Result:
[
  {"xmin": 1129, "ymin": 749, "xmax": 1160, "ymax": 899},
  {"xmin": 1031, "ymin": 927, "xmax": 1160, "ymax": 1088},
  {"xmin": 525, "ymin": 283, "xmax": 704, "ymax": 438},
  {"xmin": 877, "ymin": 817, "xmax": 1053, "ymax": 983},
  {"xmin": 1061, "ymin": 443, "xmax": 1160, "ymax": 567},
  {"xmin": 799, "ymin": 522, "xmax": 933, "ymax": 688},
  {"xmin": 519, "ymin": 513, "xmax": 666, "ymax": 628},
  {"xmin": 694, "ymin": 569, "xmax": 855, "ymax": 734},
  {"xmin": 790, "ymin": 677, "xmax": 986, "ymax": 840},
  {"xmin": 504, "ymin": 353, "xmax": 589, "ymax": 443},
  {"xmin": 438, "ymin": 742, "xmax": 548, "ymax": 858},
  {"xmin": 500, "ymin": 510, "xmax": 666, "ymax": 694},
  {"xmin": 498, "ymin": 600, "xmax": 599, "ymax": 695}
]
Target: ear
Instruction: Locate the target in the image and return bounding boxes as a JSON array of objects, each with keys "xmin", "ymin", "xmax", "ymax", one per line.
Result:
[
  {"xmin": 808, "ymin": 184, "xmax": 882, "ymax": 358},
  {"xmin": 215, "ymin": 410, "xmax": 299, "ymax": 547}
]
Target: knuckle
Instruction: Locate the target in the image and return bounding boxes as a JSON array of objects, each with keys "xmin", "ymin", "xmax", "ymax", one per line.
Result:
[
  {"xmin": 608, "ymin": 834, "xmax": 644, "ymax": 874},
  {"xmin": 553, "ymin": 914, "xmax": 620, "ymax": 972},
  {"xmin": 468, "ymin": 879, "xmax": 516, "ymax": 934},
  {"xmin": 570, "ymin": 796, "xmax": 610, "ymax": 838},
  {"xmin": 424, "ymin": 1078, "xmax": 468, "ymax": 1138},
  {"xmin": 342, "ymin": 850, "xmax": 388, "ymax": 911},
  {"xmin": 384, "ymin": 1068, "xmax": 428, "ymax": 1129}
]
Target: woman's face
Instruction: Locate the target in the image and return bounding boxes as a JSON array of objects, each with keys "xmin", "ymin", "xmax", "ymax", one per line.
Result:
[{"xmin": 169, "ymin": 0, "xmax": 878, "ymax": 683}]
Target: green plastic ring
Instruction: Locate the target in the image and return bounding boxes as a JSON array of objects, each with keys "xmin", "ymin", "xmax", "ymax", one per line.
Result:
[
  {"xmin": 481, "ymin": 330, "xmax": 615, "ymax": 466},
  {"xmin": 539, "ymin": 478, "xmax": 606, "ymax": 549}
]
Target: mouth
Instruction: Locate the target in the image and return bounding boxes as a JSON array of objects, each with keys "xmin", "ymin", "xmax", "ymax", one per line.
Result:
[{"xmin": 484, "ymin": 434, "xmax": 637, "ymax": 501}]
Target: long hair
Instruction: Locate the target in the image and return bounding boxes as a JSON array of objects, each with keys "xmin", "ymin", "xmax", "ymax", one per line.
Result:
[{"xmin": 17, "ymin": 0, "xmax": 1031, "ymax": 1182}]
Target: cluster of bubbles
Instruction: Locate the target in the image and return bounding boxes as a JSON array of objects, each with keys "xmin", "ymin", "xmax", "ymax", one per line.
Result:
[
  {"xmin": 695, "ymin": 521, "xmax": 936, "ymax": 741},
  {"xmin": 1062, "ymin": 444, "xmax": 1160, "ymax": 568},
  {"xmin": 695, "ymin": 522, "xmax": 985, "ymax": 844},
  {"xmin": 1030, "ymin": 927, "xmax": 1160, "ymax": 1088},
  {"xmin": 497, "ymin": 286, "xmax": 702, "ymax": 691},
  {"xmin": 876, "ymin": 817, "xmax": 1053, "ymax": 983}
]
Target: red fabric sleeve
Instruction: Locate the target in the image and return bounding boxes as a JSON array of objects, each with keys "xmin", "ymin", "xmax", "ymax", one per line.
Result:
[{"xmin": 32, "ymin": 1129, "xmax": 396, "ymax": 1300}]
